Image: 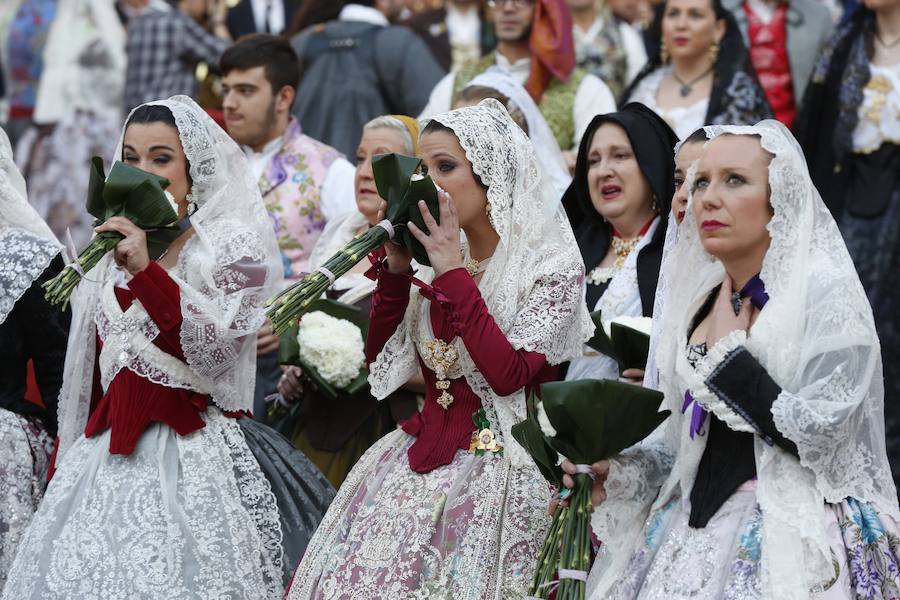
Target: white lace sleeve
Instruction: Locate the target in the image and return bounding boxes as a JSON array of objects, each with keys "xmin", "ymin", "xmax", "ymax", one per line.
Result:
[
  {"xmin": 177, "ymin": 231, "xmax": 272, "ymax": 412},
  {"xmin": 505, "ymin": 256, "xmax": 594, "ymax": 366},
  {"xmin": 590, "ymin": 424, "xmax": 674, "ymax": 543}
]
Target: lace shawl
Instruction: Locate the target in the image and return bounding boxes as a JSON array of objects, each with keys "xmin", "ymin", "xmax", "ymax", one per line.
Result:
[
  {"xmin": 0, "ymin": 128, "xmax": 61, "ymax": 324},
  {"xmin": 56, "ymin": 96, "xmax": 282, "ymax": 459},
  {"xmin": 368, "ymin": 99, "xmax": 594, "ymax": 467},
  {"xmin": 588, "ymin": 120, "xmax": 898, "ymax": 599}
]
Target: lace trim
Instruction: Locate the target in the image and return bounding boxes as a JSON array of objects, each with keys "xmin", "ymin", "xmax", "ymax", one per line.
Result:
[
  {"xmin": 688, "ymin": 329, "xmax": 754, "ymax": 434},
  {"xmin": 0, "ymin": 229, "xmax": 59, "ymax": 324},
  {"xmin": 96, "ymin": 281, "xmax": 208, "ymax": 394}
]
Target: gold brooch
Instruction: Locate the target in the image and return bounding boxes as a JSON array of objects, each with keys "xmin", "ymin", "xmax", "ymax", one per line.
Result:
[{"xmin": 421, "ymin": 338, "xmax": 459, "ymax": 409}]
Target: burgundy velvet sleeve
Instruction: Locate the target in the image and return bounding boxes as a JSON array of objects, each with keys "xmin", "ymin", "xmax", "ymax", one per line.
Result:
[
  {"xmin": 127, "ymin": 261, "xmax": 185, "ymax": 360},
  {"xmin": 365, "ymin": 267, "xmax": 413, "ymax": 365},
  {"xmin": 432, "ymin": 268, "xmax": 547, "ymax": 396}
]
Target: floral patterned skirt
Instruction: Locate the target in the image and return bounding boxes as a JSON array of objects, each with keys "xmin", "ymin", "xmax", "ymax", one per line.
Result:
[
  {"xmin": 0, "ymin": 408, "xmax": 52, "ymax": 586},
  {"xmin": 598, "ymin": 481, "xmax": 900, "ymax": 599},
  {"xmin": 287, "ymin": 429, "xmax": 552, "ymax": 600}
]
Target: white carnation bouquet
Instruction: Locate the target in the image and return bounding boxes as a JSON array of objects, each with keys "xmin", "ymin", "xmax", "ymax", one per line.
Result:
[
  {"xmin": 279, "ymin": 299, "xmax": 370, "ymax": 399},
  {"xmin": 297, "ymin": 311, "xmax": 365, "ymax": 389}
]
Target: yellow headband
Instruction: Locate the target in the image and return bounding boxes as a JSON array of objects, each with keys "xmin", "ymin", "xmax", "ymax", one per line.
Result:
[{"xmin": 387, "ymin": 114, "xmax": 420, "ymax": 155}]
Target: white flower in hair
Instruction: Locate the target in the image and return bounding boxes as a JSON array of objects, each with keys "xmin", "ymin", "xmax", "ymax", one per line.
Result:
[{"xmin": 297, "ymin": 311, "xmax": 366, "ymax": 389}]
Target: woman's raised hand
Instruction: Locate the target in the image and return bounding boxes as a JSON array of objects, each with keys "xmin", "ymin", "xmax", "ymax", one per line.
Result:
[
  {"xmin": 95, "ymin": 216, "xmax": 150, "ymax": 276},
  {"xmin": 407, "ymin": 190, "xmax": 463, "ymax": 278},
  {"xmin": 376, "ymin": 200, "xmax": 413, "ymax": 274}
]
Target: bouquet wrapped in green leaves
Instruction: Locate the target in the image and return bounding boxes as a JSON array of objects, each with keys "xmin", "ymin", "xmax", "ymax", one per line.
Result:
[
  {"xmin": 43, "ymin": 157, "xmax": 182, "ymax": 307},
  {"xmin": 266, "ymin": 153, "xmax": 440, "ymax": 335},
  {"xmin": 277, "ymin": 299, "xmax": 370, "ymax": 401},
  {"xmin": 586, "ymin": 311, "xmax": 653, "ymax": 374},
  {"xmin": 514, "ymin": 379, "xmax": 670, "ymax": 600}
]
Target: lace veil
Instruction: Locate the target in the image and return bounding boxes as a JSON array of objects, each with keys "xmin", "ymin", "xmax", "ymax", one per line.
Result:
[
  {"xmin": 592, "ymin": 120, "xmax": 897, "ymax": 598},
  {"xmin": 368, "ymin": 99, "xmax": 593, "ymax": 467},
  {"xmin": 466, "ymin": 68, "xmax": 571, "ymax": 217},
  {"xmin": 56, "ymin": 96, "xmax": 282, "ymax": 459},
  {"xmin": 0, "ymin": 128, "xmax": 61, "ymax": 323}
]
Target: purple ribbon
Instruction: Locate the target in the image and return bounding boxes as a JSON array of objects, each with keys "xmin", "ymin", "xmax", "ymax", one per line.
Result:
[
  {"xmin": 681, "ymin": 390, "xmax": 707, "ymax": 439},
  {"xmin": 740, "ymin": 274, "xmax": 769, "ymax": 310}
]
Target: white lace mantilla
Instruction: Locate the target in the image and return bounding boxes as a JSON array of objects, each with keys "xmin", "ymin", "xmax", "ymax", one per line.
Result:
[{"xmin": 0, "ymin": 229, "xmax": 59, "ymax": 324}]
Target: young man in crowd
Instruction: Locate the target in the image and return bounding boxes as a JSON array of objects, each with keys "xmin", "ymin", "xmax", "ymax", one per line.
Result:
[{"xmin": 220, "ymin": 34, "xmax": 357, "ymax": 416}]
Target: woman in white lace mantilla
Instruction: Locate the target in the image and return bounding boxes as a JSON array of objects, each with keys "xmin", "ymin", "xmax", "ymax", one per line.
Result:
[
  {"xmin": 0, "ymin": 127, "xmax": 67, "ymax": 586},
  {"xmin": 1, "ymin": 96, "xmax": 334, "ymax": 600},
  {"xmin": 286, "ymin": 100, "xmax": 594, "ymax": 599},
  {"xmin": 584, "ymin": 121, "xmax": 900, "ymax": 599}
]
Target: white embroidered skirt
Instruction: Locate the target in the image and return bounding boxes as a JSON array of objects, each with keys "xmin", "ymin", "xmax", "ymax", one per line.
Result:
[{"xmin": 1, "ymin": 409, "xmax": 284, "ymax": 600}]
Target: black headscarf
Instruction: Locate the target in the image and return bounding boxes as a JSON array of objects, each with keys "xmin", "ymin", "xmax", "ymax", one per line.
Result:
[
  {"xmin": 561, "ymin": 102, "xmax": 679, "ymax": 316},
  {"xmin": 623, "ymin": 2, "xmax": 772, "ymax": 129}
]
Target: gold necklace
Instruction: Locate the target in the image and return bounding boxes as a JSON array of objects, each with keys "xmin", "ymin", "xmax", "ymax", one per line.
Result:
[
  {"xmin": 610, "ymin": 236, "xmax": 641, "ymax": 269},
  {"xmin": 462, "ymin": 249, "xmax": 492, "ymax": 277}
]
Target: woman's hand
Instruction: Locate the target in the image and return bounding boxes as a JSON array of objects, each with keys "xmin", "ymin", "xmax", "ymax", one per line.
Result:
[
  {"xmin": 561, "ymin": 458, "xmax": 611, "ymax": 508},
  {"xmin": 706, "ymin": 276, "xmax": 752, "ymax": 348},
  {"xmin": 95, "ymin": 216, "xmax": 150, "ymax": 275},
  {"xmin": 621, "ymin": 368, "xmax": 645, "ymax": 385},
  {"xmin": 257, "ymin": 319, "xmax": 280, "ymax": 355},
  {"xmin": 407, "ymin": 191, "xmax": 463, "ymax": 278},
  {"xmin": 278, "ymin": 365, "xmax": 303, "ymax": 401},
  {"xmin": 376, "ymin": 200, "xmax": 413, "ymax": 274}
]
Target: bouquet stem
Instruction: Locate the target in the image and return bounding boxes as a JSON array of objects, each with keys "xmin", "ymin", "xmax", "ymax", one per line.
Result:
[
  {"xmin": 42, "ymin": 231, "xmax": 123, "ymax": 308},
  {"xmin": 556, "ymin": 473, "xmax": 593, "ymax": 600},
  {"xmin": 267, "ymin": 226, "xmax": 390, "ymax": 335},
  {"xmin": 528, "ymin": 503, "xmax": 569, "ymax": 598}
]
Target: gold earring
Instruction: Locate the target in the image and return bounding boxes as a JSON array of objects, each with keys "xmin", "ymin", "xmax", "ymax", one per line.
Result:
[
  {"xmin": 485, "ymin": 201, "xmax": 492, "ymax": 216},
  {"xmin": 660, "ymin": 44, "xmax": 669, "ymax": 64},
  {"xmin": 709, "ymin": 41, "xmax": 720, "ymax": 63}
]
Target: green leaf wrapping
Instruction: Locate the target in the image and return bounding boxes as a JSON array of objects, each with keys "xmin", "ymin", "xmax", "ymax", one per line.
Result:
[
  {"xmin": 43, "ymin": 158, "xmax": 184, "ymax": 306},
  {"xmin": 511, "ymin": 394, "xmax": 564, "ymax": 489},
  {"xmin": 278, "ymin": 299, "xmax": 370, "ymax": 401},
  {"xmin": 585, "ymin": 310, "xmax": 652, "ymax": 374},
  {"xmin": 371, "ymin": 153, "xmax": 440, "ymax": 266},
  {"xmin": 539, "ymin": 379, "xmax": 669, "ymax": 464}
]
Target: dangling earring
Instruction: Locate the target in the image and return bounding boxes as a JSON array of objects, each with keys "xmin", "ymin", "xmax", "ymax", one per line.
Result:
[
  {"xmin": 485, "ymin": 201, "xmax": 492, "ymax": 216},
  {"xmin": 651, "ymin": 195, "xmax": 658, "ymax": 213},
  {"xmin": 709, "ymin": 41, "xmax": 720, "ymax": 63},
  {"xmin": 660, "ymin": 44, "xmax": 669, "ymax": 64}
]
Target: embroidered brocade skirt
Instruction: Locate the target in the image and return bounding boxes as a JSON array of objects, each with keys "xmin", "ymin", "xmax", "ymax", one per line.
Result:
[
  {"xmin": 0, "ymin": 408, "xmax": 52, "ymax": 587},
  {"xmin": 1, "ymin": 409, "xmax": 285, "ymax": 600},
  {"xmin": 596, "ymin": 481, "xmax": 900, "ymax": 599},
  {"xmin": 287, "ymin": 429, "xmax": 552, "ymax": 600}
]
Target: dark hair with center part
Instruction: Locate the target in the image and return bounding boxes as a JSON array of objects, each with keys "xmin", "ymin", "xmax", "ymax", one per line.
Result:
[
  {"xmin": 220, "ymin": 34, "xmax": 301, "ymax": 95},
  {"xmin": 124, "ymin": 104, "xmax": 192, "ymax": 184}
]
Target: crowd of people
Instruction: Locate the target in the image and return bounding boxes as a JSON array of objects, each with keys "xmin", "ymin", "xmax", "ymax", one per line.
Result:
[{"xmin": 1, "ymin": 0, "xmax": 899, "ymax": 597}]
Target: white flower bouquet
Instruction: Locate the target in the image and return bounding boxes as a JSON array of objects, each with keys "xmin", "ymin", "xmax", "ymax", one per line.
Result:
[{"xmin": 279, "ymin": 299, "xmax": 369, "ymax": 400}]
